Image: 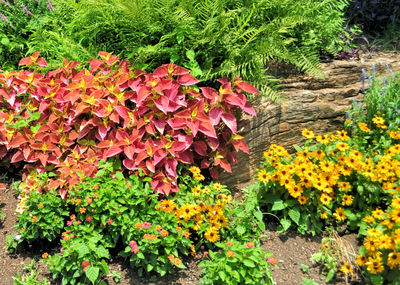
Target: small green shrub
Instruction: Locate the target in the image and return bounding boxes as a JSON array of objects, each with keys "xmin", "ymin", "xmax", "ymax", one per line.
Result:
[{"xmin": 199, "ymin": 239, "xmax": 275, "ymax": 285}]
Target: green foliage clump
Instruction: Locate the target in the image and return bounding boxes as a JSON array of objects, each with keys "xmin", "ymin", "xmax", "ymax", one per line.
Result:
[
  {"xmin": 22, "ymin": 0, "xmax": 351, "ymax": 100},
  {"xmin": 0, "ymin": 0, "xmax": 53, "ymax": 70}
]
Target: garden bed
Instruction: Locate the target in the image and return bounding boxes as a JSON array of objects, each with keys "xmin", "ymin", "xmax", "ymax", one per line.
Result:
[{"xmin": 1, "ymin": 182, "xmax": 362, "ymax": 284}]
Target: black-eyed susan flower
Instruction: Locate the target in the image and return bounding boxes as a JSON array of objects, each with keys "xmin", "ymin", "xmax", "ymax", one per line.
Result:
[
  {"xmin": 205, "ymin": 227, "xmax": 220, "ymax": 243},
  {"xmin": 297, "ymin": 195, "xmax": 309, "ymax": 205},
  {"xmin": 356, "ymin": 254, "xmax": 367, "ymax": 266},
  {"xmin": 358, "ymin": 122, "xmax": 371, "ymax": 132},
  {"xmin": 366, "ymin": 256, "xmax": 384, "ymax": 274},
  {"xmin": 257, "ymin": 169, "xmax": 269, "ymax": 183},
  {"xmin": 333, "ymin": 207, "xmax": 347, "ymax": 222},
  {"xmin": 302, "ymin": 129, "xmax": 315, "ymax": 139},
  {"xmin": 341, "ymin": 194, "xmax": 353, "ymax": 206},
  {"xmin": 340, "ymin": 262, "xmax": 353, "ymax": 275},
  {"xmin": 387, "ymin": 251, "xmax": 400, "ymax": 269}
]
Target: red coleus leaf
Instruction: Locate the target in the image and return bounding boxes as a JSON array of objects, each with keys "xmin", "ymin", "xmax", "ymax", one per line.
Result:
[
  {"xmin": 176, "ymin": 74, "xmax": 199, "ymax": 86},
  {"xmin": 165, "ymin": 159, "xmax": 178, "ymax": 179},
  {"xmin": 146, "ymin": 159, "xmax": 155, "ymax": 173},
  {"xmin": 193, "ymin": 141, "xmax": 208, "ymax": 156},
  {"xmin": 210, "ymin": 168, "xmax": 219, "ymax": 179},
  {"xmin": 37, "ymin": 58, "xmax": 47, "ymax": 68},
  {"xmin": 221, "ymin": 113, "xmax": 237, "ymax": 134},
  {"xmin": 235, "ymin": 80, "xmax": 258, "ymax": 94},
  {"xmin": 105, "ymin": 145, "xmax": 123, "ymax": 158},
  {"xmin": 209, "ymin": 107, "xmax": 223, "ymax": 126},
  {"xmin": 9, "ymin": 134, "xmax": 28, "ymax": 148}
]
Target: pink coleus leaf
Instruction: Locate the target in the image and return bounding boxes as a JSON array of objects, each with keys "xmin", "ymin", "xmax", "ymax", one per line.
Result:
[
  {"xmin": 146, "ymin": 159, "xmax": 155, "ymax": 173},
  {"xmin": 242, "ymin": 102, "xmax": 257, "ymax": 116},
  {"xmin": 105, "ymin": 145, "xmax": 123, "ymax": 158},
  {"xmin": 210, "ymin": 168, "xmax": 219, "ymax": 179},
  {"xmin": 37, "ymin": 58, "xmax": 47, "ymax": 67},
  {"xmin": 236, "ymin": 81, "xmax": 258, "ymax": 94},
  {"xmin": 176, "ymin": 74, "xmax": 199, "ymax": 86},
  {"xmin": 221, "ymin": 113, "xmax": 237, "ymax": 134},
  {"xmin": 209, "ymin": 108, "xmax": 223, "ymax": 126},
  {"xmin": 218, "ymin": 159, "xmax": 232, "ymax": 173},
  {"xmin": 165, "ymin": 159, "xmax": 178, "ymax": 179}
]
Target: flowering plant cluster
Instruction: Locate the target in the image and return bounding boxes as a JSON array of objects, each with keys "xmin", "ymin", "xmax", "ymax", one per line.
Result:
[
  {"xmin": 198, "ymin": 239, "xmax": 275, "ymax": 285},
  {"xmin": 257, "ymin": 126, "xmax": 399, "ymax": 235},
  {"xmin": 0, "ymin": 51, "xmax": 256, "ymax": 197},
  {"xmin": 158, "ymin": 166, "xmax": 233, "ymax": 245},
  {"xmin": 356, "ymin": 197, "xmax": 400, "ymax": 284}
]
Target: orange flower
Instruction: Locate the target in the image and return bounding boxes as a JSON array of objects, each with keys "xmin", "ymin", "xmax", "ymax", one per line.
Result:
[{"xmin": 32, "ymin": 216, "xmax": 38, "ymax": 222}]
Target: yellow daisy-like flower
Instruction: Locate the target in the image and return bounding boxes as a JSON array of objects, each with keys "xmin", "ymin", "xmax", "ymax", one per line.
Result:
[
  {"xmin": 372, "ymin": 116, "xmax": 385, "ymax": 125},
  {"xmin": 389, "ymin": 131, "xmax": 400, "ymax": 140},
  {"xmin": 320, "ymin": 194, "xmax": 332, "ymax": 206},
  {"xmin": 320, "ymin": 210, "xmax": 329, "ymax": 219},
  {"xmin": 341, "ymin": 194, "xmax": 353, "ymax": 206},
  {"xmin": 204, "ymin": 227, "xmax": 220, "ymax": 243},
  {"xmin": 366, "ymin": 228, "xmax": 382, "ymax": 237},
  {"xmin": 302, "ymin": 129, "xmax": 315, "ymax": 139},
  {"xmin": 333, "ymin": 208, "xmax": 347, "ymax": 222},
  {"xmin": 372, "ymin": 208, "xmax": 385, "ymax": 220},
  {"xmin": 316, "ymin": 135, "xmax": 330, "ymax": 144},
  {"xmin": 297, "ymin": 195, "xmax": 309, "ymax": 205},
  {"xmin": 366, "ymin": 256, "xmax": 385, "ymax": 274},
  {"xmin": 336, "ymin": 142, "xmax": 349, "ymax": 152},
  {"xmin": 391, "ymin": 208, "xmax": 400, "ymax": 223},
  {"xmin": 358, "ymin": 122, "xmax": 371, "ymax": 133},
  {"xmin": 340, "ymin": 262, "xmax": 353, "ymax": 275},
  {"xmin": 212, "ymin": 182, "xmax": 223, "ymax": 191},
  {"xmin": 363, "ymin": 215, "xmax": 375, "ymax": 223},
  {"xmin": 322, "ymin": 243, "xmax": 330, "ymax": 250},
  {"xmin": 192, "ymin": 185, "xmax": 203, "ymax": 197},
  {"xmin": 364, "ymin": 236, "xmax": 379, "ymax": 253},
  {"xmin": 391, "ymin": 197, "xmax": 400, "ymax": 209},
  {"xmin": 257, "ymin": 169, "xmax": 269, "ymax": 183},
  {"xmin": 356, "ymin": 255, "xmax": 367, "ymax": 266},
  {"xmin": 189, "ymin": 166, "xmax": 201, "ymax": 176},
  {"xmin": 337, "ymin": 181, "xmax": 351, "ymax": 192},
  {"xmin": 387, "ymin": 251, "xmax": 400, "ymax": 269},
  {"xmin": 336, "ymin": 130, "xmax": 350, "ymax": 141}
]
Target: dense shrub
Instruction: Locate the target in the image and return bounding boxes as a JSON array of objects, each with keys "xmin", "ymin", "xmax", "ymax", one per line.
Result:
[
  {"xmin": 0, "ymin": 52, "xmax": 255, "ymax": 196},
  {"xmin": 8, "ymin": 0, "xmax": 351, "ymax": 100}
]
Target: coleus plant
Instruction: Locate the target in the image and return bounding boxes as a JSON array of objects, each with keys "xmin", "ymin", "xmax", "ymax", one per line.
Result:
[{"xmin": 0, "ymin": 51, "xmax": 257, "ymax": 196}]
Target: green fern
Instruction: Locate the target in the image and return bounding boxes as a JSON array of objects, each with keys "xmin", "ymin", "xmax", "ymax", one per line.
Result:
[{"xmin": 19, "ymin": 0, "xmax": 350, "ymax": 102}]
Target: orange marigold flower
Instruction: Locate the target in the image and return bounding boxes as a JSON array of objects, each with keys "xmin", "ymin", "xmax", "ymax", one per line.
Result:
[{"xmin": 42, "ymin": 252, "xmax": 49, "ymax": 259}]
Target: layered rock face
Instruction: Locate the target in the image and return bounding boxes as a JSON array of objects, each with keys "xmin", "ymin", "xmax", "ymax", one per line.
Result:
[{"xmin": 220, "ymin": 52, "xmax": 400, "ymax": 186}]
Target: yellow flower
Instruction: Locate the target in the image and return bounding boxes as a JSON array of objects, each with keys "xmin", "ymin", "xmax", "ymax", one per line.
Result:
[
  {"xmin": 297, "ymin": 195, "xmax": 309, "ymax": 205},
  {"xmin": 336, "ymin": 142, "xmax": 349, "ymax": 152},
  {"xmin": 356, "ymin": 255, "xmax": 367, "ymax": 266},
  {"xmin": 366, "ymin": 256, "xmax": 385, "ymax": 274},
  {"xmin": 364, "ymin": 236, "xmax": 380, "ymax": 253},
  {"xmin": 190, "ymin": 166, "xmax": 201, "ymax": 176},
  {"xmin": 341, "ymin": 194, "xmax": 353, "ymax": 206},
  {"xmin": 366, "ymin": 228, "xmax": 382, "ymax": 237},
  {"xmin": 387, "ymin": 252, "xmax": 400, "ymax": 269},
  {"xmin": 391, "ymin": 197, "xmax": 400, "ymax": 209},
  {"xmin": 204, "ymin": 227, "xmax": 220, "ymax": 243},
  {"xmin": 372, "ymin": 116, "xmax": 385, "ymax": 125},
  {"xmin": 192, "ymin": 185, "xmax": 202, "ymax": 197},
  {"xmin": 320, "ymin": 210, "xmax": 328, "ymax": 219},
  {"xmin": 372, "ymin": 208, "xmax": 385, "ymax": 220},
  {"xmin": 302, "ymin": 129, "xmax": 315, "ymax": 139},
  {"xmin": 333, "ymin": 208, "xmax": 347, "ymax": 222},
  {"xmin": 311, "ymin": 149, "xmax": 325, "ymax": 160},
  {"xmin": 358, "ymin": 122, "xmax": 371, "ymax": 133},
  {"xmin": 320, "ymin": 194, "xmax": 332, "ymax": 206},
  {"xmin": 389, "ymin": 131, "xmax": 400, "ymax": 140},
  {"xmin": 363, "ymin": 215, "xmax": 375, "ymax": 223},
  {"xmin": 340, "ymin": 262, "xmax": 353, "ymax": 275},
  {"xmin": 257, "ymin": 169, "xmax": 269, "ymax": 183},
  {"xmin": 336, "ymin": 130, "xmax": 350, "ymax": 141},
  {"xmin": 391, "ymin": 208, "xmax": 400, "ymax": 223},
  {"xmin": 337, "ymin": 181, "xmax": 351, "ymax": 192},
  {"xmin": 316, "ymin": 135, "xmax": 330, "ymax": 144},
  {"xmin": 322, "ymin": 243, "xmax": 330, "ymax": 250},
  {"xmin": 212, "ymin": 182, "xmax": 223, "ymax": 191}
]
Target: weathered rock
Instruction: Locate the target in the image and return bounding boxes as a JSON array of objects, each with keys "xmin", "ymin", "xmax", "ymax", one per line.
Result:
[{"xmin": 220, "ymin": 52, "xmax": 400, "ymax": 186}]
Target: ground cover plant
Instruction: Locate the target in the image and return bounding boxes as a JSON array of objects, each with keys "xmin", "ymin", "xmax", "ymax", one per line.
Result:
[{"xmin": 256, "ymin": 71, "xmax": 400, "ymax": 284}]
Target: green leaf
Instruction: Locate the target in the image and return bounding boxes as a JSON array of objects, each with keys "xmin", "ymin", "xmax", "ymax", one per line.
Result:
[
  {"xmin": 236, "ymin": 225, "xmax": 246, "ymax": 235},
  {"xmin": 78, "ymin": 244, "xmax": 89, "ymax": 258},
  {"xmin": 86, "ymin": 266, "xmax": 100, "ymax": 284},
  {"xmin": 186, "ymin": 49, "xmax": 195, "ymax": 61},
  {"xmin": 325, "ymin": 268, "xmax": 336, "ymax": 282},
  {"xmin": 218, "ymin": 271, "xmax": 226, "ymax": 280},
  {"xmin": 271, "ymin": 200, "xmax": 285, "ymax": 211},
  {"xmin": 147, "ymin": 264, "xmax": 153, "ymax": 272},
  {"xmin": 288, "ymin": 208, "xmax": 300, "ymax": 225},
  {"xmin": 95, "ymin": 246, "xmax": 110, "ymax": 259},
  {"xmin": 278, "ymin": 219, "xmax": 291, "ymax": 232},
  {"xmin": 243, "ymin": 259, "xmax": 255, "ymax": 267}
]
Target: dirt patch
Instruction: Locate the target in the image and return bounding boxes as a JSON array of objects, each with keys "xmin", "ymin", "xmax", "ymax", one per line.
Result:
[{"xmin": 1, "ymin": 184, "xmax": 362, "ymax": 284}]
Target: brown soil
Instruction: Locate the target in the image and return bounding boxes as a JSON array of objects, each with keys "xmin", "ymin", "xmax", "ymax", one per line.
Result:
[{"xmin": 1, "ymin": 183, "xmax": 363, "ymax": 285}]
